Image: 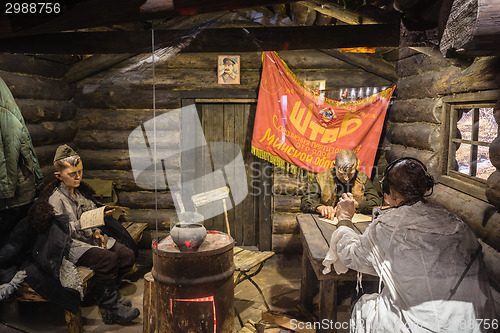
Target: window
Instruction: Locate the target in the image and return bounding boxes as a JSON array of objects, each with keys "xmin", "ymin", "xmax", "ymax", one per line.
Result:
[{"xmin": 441, "ymin": 91, "xmax": 498, "ymax": 200}]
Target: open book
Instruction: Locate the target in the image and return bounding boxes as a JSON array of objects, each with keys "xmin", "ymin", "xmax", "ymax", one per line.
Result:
[
  {"xmin": 318, "ymin": 213, "xmax": 372, "ymax": 226},
  {"xmin": 80, "ymin": 206, "xmax": 128, "ymax": 230}
]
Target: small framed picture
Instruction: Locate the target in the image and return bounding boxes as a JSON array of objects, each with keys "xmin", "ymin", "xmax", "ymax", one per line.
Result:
[{"xmin": 218, "ymin": 55, "xmax": 240, "ymax": 84}]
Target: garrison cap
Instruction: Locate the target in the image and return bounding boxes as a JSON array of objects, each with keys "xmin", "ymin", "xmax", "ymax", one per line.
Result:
[{"xmin": 53, "ymin": 144, "xmax": 78, "ymax": 163}]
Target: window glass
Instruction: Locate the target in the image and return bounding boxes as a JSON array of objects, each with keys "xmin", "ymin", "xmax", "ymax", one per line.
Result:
[
  {"xmin": 476, "ymin": 145, "xmax": 495, "ymax": 180},
  {"xmin": 455, "ymin": 143, "xmax": 471, "ymax": 176},
  {"xmin": 478, "ymin": 108, "xmax": 497, "ymax": 142},
  {"xmin": 456, "ymin": 108, "xmax": 473, "ymax": 140}
]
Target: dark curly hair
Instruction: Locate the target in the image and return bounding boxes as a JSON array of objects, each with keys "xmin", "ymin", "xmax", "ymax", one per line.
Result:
[{"xmin": 387, "ymin": 159, "xmax": 433, "ymax": 201}]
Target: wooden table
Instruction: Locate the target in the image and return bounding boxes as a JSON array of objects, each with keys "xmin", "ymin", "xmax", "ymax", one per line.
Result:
[{"xmin": 297, "ymin": 214, "xmax": 379, "ymax": 332}]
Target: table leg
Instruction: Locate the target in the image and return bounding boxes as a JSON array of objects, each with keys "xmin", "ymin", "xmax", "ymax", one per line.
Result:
[
  {"xmin": 300, "ymin": 249, "xmax": 318, "ymax": 312},
  {"xmin": 318, "ymin": 280, "xmax": 337, "ymax": 333}
]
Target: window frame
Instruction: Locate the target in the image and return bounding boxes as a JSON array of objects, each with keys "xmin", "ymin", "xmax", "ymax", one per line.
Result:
[{"xmin": 440, "ymin": 90, "xmax": 498, "ymax": 202}]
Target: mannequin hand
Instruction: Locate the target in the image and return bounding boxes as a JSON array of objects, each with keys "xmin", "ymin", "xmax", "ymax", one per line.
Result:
[
  {"xmin": 93, "ymin": 229, "xmax": 105, "ymax": 248},
  {"xmin": 317, "ymin": 205, "xmax": 336, "ymax": 220},
  {"xmin": 336, "ymin": 193, "xmax": 356, "ymax": 222}
]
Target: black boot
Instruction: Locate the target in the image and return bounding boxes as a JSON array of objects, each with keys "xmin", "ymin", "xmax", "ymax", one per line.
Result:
[
  {"xmin": 118, "ymin": 291, "xmax": 132, "ymax": 307},
  {"xmin": 95, "ymin": 284, "xmax": 140, "ymax": 324}
]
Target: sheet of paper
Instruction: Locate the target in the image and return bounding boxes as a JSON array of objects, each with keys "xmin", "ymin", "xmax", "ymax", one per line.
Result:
[
  {"xmin": 318, "ymin": 213, "xmax": 372, "ymax": 226},
  {"xmin": 80, "ymin": 206, "xmax": 105, "ymax": 230}
]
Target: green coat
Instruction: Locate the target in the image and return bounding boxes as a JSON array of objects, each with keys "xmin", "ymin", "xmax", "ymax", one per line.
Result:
[
  {"xmin": 300, "ymin": 169, "xmax": 381, "ymax": 215},
  {"xmin": 0, "ymin": 77, "xmax": 42, "ymax": 210}
]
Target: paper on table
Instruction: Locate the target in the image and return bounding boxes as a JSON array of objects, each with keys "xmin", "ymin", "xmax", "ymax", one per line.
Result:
[
  {"xmin": 318, "ymin": 213, "xmax": 372, "ymax": 226},
  {"xmin": 80, "ymin": 206, "xmax": 105, "ymax": 230}
]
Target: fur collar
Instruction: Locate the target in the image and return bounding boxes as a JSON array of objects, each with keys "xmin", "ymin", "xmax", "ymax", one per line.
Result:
[{"xmin": 29, "ymin": 179, "xmax": 96, "ymax": 232}]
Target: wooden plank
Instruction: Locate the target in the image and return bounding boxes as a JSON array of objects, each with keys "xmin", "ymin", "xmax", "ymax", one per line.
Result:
[
  {"xmin": 126, "ymin": 222, "xmax": 148, "ymax": 243},
  {"xmin": 234, "ymin": 250, "xmax": 275, "ymax": 271},
  {"xmin": 318, "ymin": 280, "xmax": 336, "ymax": 332},
  {"xmin": 300, "ymin": 247, "xmax": 318, "ymax": 311},
  {"xmin": 0, "ymin": 25, "xmax": 400, "ymax": 54}
]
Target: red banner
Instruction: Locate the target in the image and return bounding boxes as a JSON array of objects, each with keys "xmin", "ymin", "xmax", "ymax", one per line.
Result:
[{"xmin": 251, "ymin": 51, "xmax": 395, "ymax": 177}]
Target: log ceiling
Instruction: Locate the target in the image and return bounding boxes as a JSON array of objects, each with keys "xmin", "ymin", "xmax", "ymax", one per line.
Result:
[{"xmin": 0, "ymin": 0, "xmax": 457, "ymax": 79}]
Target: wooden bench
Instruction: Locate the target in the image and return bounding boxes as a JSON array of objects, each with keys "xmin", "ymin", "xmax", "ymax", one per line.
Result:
[
  {"xmin": 14, "ymin": 221, "xmax": 147, "ymax": 333},
  {"xmin": 297, "ymin": 214, "xmax": 379, "ymax": 333},
  {"xmin": 233, "ymin": 246, "xmax": 275, "ymax": 326}
]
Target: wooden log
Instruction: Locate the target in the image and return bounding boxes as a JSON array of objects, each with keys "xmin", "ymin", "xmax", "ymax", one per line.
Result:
[
  {"xmin": 301, "ymin": 0, "xmax": 385, "ymax": 24},
  {"xmin": 0, "ymin": 1, "xmax": 306, "ymax": 39},
  {"xmin": 290, "ymin": 2, "xmax": 316, "ymax": 25},
  {"xmin": 104, "ymin": 50, "xmax": 360, "ymax": 72},
  {"xmin": 396, "ymin": 57, "xmax": 500, "ymax": 99},
  {"xmin": 124, "ymin": 208, "xmax": 176, "ymax": 230},
  {"xmin": 319, "ymin": 49, "xmax": 397, "ymax": 82},
  {"xmin": 0, "ymin": 53, "xmax": 67, "ymax": 78},
  {"xmin": 407, "ymin": 46, "xmax": 472, "ymax": 70},
  {"xmin": 76, "ymin": 109, "xmax": 176, "ymax": 131},
  {"xmin": 34, "ymin": 144, "xmax": 60, "ymax": 166},
  {"xmin": 273, "ymin": 212, "xmax": 300, "ymax": 234},
  {"xmin": 384, "ymin": 144, "xmax": 438, "ymax": 174},
  {"xmin": 117, "ymin": 190, "xmax": 175, "ymax": 209},
  {"xmin": 81, "ymin": 67, "xmax": 390, "ymax": 92},
  {"xmin": 274, "ymin": 195, "xmax": 301, "ymax": 213},
  {"xmin": 0, "ymin": 70, "xmax": 73, "ymax": 100},
  {"xmin": 64, "ymin": 54, "xmax": 134, "ymax": 83},
  {"xmin": 485, "ymin": 170, "xmax": 500, "ymax": 208},
  {"xmin": 75, "ymin": 85, "xmax": 181, "ymax": 109},
  {"xmin": 489, "ymin": 136, "xmax": 500, "ymax": 169},
  {"xmin": 397, "ymin": 53, "xmax": 452, "ymax": 78},
  {"xmin": 429, "ymin": 184, "xmax": 500, "ymax": 251},
  {"xmin": 74, "ymin": 129, "xmax": 180, "ymax": 150},
  {"xmin": 273, "ymin": 172, "xmax": 308, "ymax": 195},
  {"xmin": 78, "ymin": 149, "xmax": 181, "ymax": 171},
  {"xmin": 440, "ymin": 0, "xmax": 500, "ymax": 57},
  {"xmin": 84, "ymin": 169, "xmax": 172, "ymax": 191},
  {"xmin": 26, "ymin": 121, "xmax": 77, "ymax": 146},
  {"xmin": 389, "ymin": 98, "xmax": 442, "ymax": 124},
  {"xmin": 315, "ymin": 11, "xmax": 335, "ymax": 25},
  {"xmin": 17, "ymin": 99, "xmax": 76, "ymax": 123},
  {"xmin": 478, "ymin": 239, "xmax": 500, "ymax": 292},
  {"xmin": 387, "ymin": 123, "xmax": 442, "ymax": 151},
  {"xmin": 272, "ymin": 233, "xmax": 302, "ymax": 254}
]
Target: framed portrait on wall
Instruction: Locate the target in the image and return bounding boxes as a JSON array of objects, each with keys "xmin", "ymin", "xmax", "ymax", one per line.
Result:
[{"xmin": 218, "ymin": 55, "xmax": 240, "ymax": 84}]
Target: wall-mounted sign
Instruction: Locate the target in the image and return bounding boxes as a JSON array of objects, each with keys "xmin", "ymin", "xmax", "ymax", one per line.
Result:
[{"xmin": 218, "ymin": 55, "xmax": 240, "ymax": 85}]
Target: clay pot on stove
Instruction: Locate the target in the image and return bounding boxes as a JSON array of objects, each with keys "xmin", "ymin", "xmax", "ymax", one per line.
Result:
[{"xmin": 170, "ymin": 212, "xmax": 206, "ymax": 251}]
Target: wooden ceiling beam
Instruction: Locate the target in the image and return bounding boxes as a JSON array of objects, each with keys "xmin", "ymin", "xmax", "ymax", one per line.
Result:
[
  {"xmin": 0, "ymin": 0, "xmax": 304, "ymax": 39},
  {"xmin": 300, "ymin": 0, "xmax": 385, "ymax": 24},
  {"xmin": 0, "ymin": 25, "xmax": 400, "ymax": 54},
  {"xmin": 319, "ymin": 49, "xmax": 397, "ymax": 82}
]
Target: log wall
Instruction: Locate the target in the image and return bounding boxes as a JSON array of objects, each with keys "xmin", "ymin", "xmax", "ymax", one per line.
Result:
[
  {"xmin": 385, "ymin": 22, "xmax": 500, "ymax": 297},
  {"xmin": 0, "ymin": 53, "xmax": 78, "ymax": 185},
  {"xmin": 74, "ymin": 50, "xmax": 392, "ymax": 251}
]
